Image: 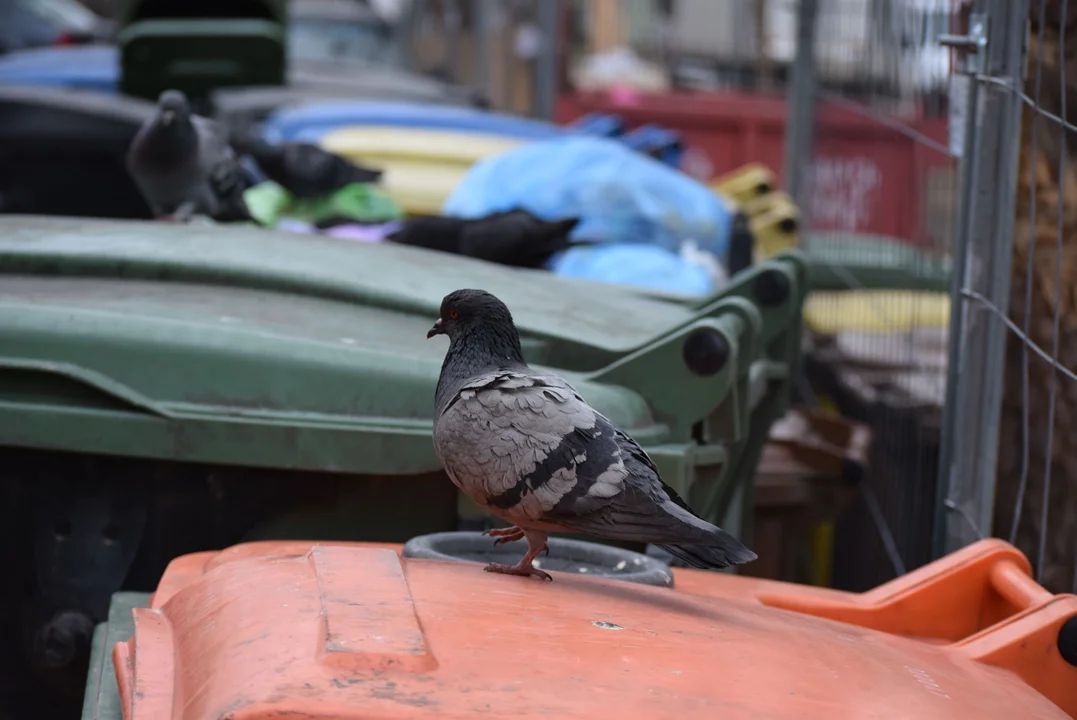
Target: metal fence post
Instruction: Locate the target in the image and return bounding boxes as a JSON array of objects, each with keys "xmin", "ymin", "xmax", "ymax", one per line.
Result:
[
  {"xmin": 473, "ymin": 0, "xmax": 492, "ymax": 100},
  {"xmin": 534, "ymin": 0, "xmax": 560, "ymax": 120},
  {"xmin": 783, "ymin": 0, "xmax": 819, "ymax": 219},
  {"xmin": 400, "ymin": 0, "xmax": 420, "ymax": 72},
  {"xmin": 444, "ymin": 0, "xmax": 462, "ymax": 83},
  {"xmin": 933, "ymin": 0, "xmax": 1030, "ymax": 557}
]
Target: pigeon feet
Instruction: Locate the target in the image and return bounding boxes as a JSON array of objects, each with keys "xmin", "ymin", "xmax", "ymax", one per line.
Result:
[
  {"xmin": 482, "ymin": 527, "xmax": 549, "ymax": 555},
  {"xmin": 169, "ymin": 201, "xmax": 197, "ymax": 224},
  {"xmin": 484, "ymin": 526, "xmax": 525, "ymax": 545},
  {"xmin": 483, "ymin": 526, "xmax": 522, "ymax": 537},
  {"xmin": 483, "ymin": 528, "xmax": 553, "ymax": 580},
  {"xmin": 483, "ymin": 561, "xmax": 553, "ymax": 582}
]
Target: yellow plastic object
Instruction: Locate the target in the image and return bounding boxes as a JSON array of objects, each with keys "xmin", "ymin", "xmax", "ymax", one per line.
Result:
[
  {"xmin": 711, "ymin": 163, "xmax": 798, "ymax": 263},
  {"xmin": 748, "ymin": 193, "xmax": 800, "ymax": 260},
  {"xmin": 810, "ymin": 520, "xmax": 835, "ymax": 587},
  {"xmin": 319, "ymin": 125, "xmax": 525, "ymax": 216},
  {"xmin": 804, "ymin": 290, "xmax": 951, "ymax": 334},
  {"xmin": 711, "ymin": 162, "xmax": 777, "ymax": 205}
]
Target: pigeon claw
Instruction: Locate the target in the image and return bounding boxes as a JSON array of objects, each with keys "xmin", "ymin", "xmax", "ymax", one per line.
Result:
[
  {"xmin": 484, "ymin": 526, "xmax": 525, "ymax": 546},
  {"xmin": 483, "ymin": 561, "xmax": 553, "ymax": 582},
  {"xmin": 483, "ymin": 525, "xmax": 522, "ymax": 537}
]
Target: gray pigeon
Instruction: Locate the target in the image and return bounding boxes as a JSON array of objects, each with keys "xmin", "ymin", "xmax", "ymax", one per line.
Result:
[
  {"xmin": 428, "ymin": 289, "xmax": 758, "ymax": 581},
  {"xmin": 126, "ymin": 90, "xmax": 253, "ymax": 223}
]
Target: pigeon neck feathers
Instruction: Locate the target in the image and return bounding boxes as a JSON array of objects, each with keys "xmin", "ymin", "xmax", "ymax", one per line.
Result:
[
  {"xmin": 247, "ymin": 141, "xmax": 286, "ymax": 172},
  {"xmin": 136, "ymin": 115, "xmax": 198, "ymax": 169},
  {"xmin": 435, "ymin": 316, "xmax": 526, "ymax": 415}
]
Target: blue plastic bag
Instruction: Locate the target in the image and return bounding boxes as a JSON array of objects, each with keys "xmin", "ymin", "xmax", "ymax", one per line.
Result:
[
  {"xmin": 441, "ymin": 136, "xmax": 734, "ymax": 262},
  {"xmin": 569, "ymin": 112, "xmax": 626, "ymax": 138},
  {"xmin": 553, "ymin": 243, "xmax": 717, "ymax": 296},
  {"xmin": 619, "ymin": 124, "xmax": 685, "ymax": 168}
]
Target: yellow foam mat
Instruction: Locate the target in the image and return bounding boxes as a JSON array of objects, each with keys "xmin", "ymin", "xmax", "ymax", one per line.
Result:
[
  {"xmin": 319, "ymin": 125, "xmax": 525, "ymax": 216},
  {"xmin": 804, "ymin": 290, "xmax": 951, "ymax": 334}
]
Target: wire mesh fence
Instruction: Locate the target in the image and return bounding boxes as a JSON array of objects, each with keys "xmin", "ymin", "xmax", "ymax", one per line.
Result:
[
  {"xmin": 790, "ymin": 0, "xmax": 1075, "ymax": 594},
  {"xmin": 557, "ymin": 0, "xmax": 962, "ymax": 588},
  {"xmin": 990, "ymin": 0, "xmax": 1077, "ymax": 595},
  {"xmin": 781, "ymin": 0, "xmax": 960, "ymax": 590},
  {"xmin": 413, "ymin": 0, "xmax": 1068, "ymax": 591}
]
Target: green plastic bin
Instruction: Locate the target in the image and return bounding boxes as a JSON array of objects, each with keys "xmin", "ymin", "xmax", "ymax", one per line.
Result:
[{"xmin": 117, "ymin": 0, "xmax": 288, "ymax": 102}]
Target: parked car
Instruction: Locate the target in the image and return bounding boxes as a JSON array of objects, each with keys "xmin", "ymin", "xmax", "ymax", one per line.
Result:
[{"xmin": 0, "ymin": 0, "xmax": 113, "ymax": 55}]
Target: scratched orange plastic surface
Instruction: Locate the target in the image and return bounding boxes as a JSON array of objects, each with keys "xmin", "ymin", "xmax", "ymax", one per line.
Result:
[{"xmin": 113, "ymin": 539, "xmax": 1077, "ymax": 720}]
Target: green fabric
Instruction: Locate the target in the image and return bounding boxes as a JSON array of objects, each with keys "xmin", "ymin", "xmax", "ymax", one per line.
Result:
[
  {"xmin": 243, "ymin": 181, "xmax": 403, "ymax": 227},
  {"xmin": 243, "ymin": 180, "xmax": 291, "ymax": 226}
]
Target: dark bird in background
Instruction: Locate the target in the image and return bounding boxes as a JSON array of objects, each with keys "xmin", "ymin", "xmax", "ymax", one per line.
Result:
[
  {"xmin": 386, "ymin": 214, "xmax": 469, "ymax": 252},
  {"xmin": 428, "ymin": 289, "xmax": 758, "ymax": 581},
  {"xmin": 389, "ymin": 209, "xmax": 586, "ymax": 269},
  {"xmin": 236, "ymin": 136, "xmax": 384, "ymax": 199},
  {"xmin": 126, "ymin": 90, "xmax": 253, "ymax": 223}
]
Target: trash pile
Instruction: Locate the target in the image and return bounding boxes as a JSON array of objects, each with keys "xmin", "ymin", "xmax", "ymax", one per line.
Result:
[{"xmin": 124, "ymin": 91, "xmax": 740, "ymax": 298}]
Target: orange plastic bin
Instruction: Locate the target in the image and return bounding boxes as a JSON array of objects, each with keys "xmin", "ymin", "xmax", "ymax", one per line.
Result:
[{"xmin": 108, "ymin": 538, "xmax": 1077, "ymax": 719}]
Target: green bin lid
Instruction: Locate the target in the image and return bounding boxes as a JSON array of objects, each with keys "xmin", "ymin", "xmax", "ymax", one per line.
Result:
[{"xmin": 0, "ymin": 217, "xmax": 801, "ymax": 477}]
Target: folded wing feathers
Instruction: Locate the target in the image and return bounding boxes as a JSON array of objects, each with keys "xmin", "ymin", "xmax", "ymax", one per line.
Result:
[
  {"xmin": 435, "ymin": 371, "xmax": 600, "ymax": 520},
  {"xmin": 434, "ymin": 369, "xmax": 754, "ymax": 567}
]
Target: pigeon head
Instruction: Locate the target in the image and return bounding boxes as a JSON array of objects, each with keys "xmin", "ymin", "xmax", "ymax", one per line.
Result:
[
  {"xmin": 430, "ymin": 290, "xmax": 527, "ymax": 409},
  {"xmin": 156, "ymin": 90, "xmax": 191, "ymax": 128},
  {"xmin": 428, "ymin": 289, "xmax": 516, "ymax": 341}
]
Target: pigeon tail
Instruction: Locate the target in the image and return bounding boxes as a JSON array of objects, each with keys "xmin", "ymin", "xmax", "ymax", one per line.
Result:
[{"xmin": 657, "ymin": 531, "xmax": 757, "ymax": 570}]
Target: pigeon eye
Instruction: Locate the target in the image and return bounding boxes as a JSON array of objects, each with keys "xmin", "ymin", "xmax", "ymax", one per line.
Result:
[{"xmin": 449, "ymin": 310, "xmax": 459, "ymax": 319}]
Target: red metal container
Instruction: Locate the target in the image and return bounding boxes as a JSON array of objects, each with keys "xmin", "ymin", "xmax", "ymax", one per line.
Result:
[{"xmin": 556, "ymin": 91, "xmax": 952, "ymax": 246}]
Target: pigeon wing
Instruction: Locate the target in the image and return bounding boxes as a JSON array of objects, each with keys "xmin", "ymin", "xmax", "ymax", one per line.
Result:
[
  {"xmin": 433, "ymin": 370, "xmax": 619, "ymax": 523},
  {"xmin": 543, "ymin": 419, "xmax": 758, "ymax": 567},
  {"xmin": 541, "ymin": 424, "xmax": 722, "ymax": 544},
  {"xmin": 433, "ymin": 370, "xmax": 708, "ymax": 540},
  {"xmin": 193, "ymin": 116, "xmax": 253, "ymax": 222}
]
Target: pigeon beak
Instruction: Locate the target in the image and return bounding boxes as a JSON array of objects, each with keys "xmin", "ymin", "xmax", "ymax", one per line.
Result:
[
  {"xmin": 161, "ymin": 110, "xmax": 174, "ymax": 126},
  {"xmin": 426, "ymin": 318, "xmax": 444, "ymax": 339}
]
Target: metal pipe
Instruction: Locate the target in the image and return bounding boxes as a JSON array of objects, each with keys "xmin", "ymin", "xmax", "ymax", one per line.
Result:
[
  {"xmin": 934, "ymin": 0, "xmax": 1031, "ymax": 558},
  {"xmin": 473, "ymin": 0, "xmax": 492, "ymax": 99},
  {"xmin": 533, "ymin": 0, "xmax": 559, "ymax": 120},
  {"xmin": 782, "ymin": 0, "xmax": 819, "ymax": 220}
]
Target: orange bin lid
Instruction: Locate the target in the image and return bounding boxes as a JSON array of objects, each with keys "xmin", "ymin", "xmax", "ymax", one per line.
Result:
[{"xmin": 113, "ymin": 539, "xmax": 1077, "ymax": 720}]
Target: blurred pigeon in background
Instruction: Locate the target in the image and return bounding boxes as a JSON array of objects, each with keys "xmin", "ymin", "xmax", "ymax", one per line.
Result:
[
  {"xmin": 389, "ymin": 209, "xmax": 586, "ymax": 269},
  {"xmin": 386, "ymin": 214, "xmax": 468, "ymax": 253},
  {"xmin": 126, "ymin": 90, "xmax": 253, "ymax": 223},
  {"xmin": 237, "ymin": 137, "xmax": 384, "ymax": 199},
  {"xmin": 428, "ymin": 288, "xmax": 757, "ymax": 581}
]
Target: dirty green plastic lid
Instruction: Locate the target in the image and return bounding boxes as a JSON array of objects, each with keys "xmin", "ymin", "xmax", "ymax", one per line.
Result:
[{"xmin": 0, "ymin": 217, "xmax": 805, "ymax": 481}]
